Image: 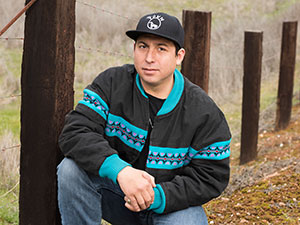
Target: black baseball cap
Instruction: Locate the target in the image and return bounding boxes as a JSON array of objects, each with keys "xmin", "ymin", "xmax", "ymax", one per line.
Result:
[{"xmin": 126, "ymin": 12, "xmax": 184, "ymax": 48}]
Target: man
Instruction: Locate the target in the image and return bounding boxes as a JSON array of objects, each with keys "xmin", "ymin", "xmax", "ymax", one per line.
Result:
[{"xmin": 57, "ymin": 12, "xmax": 231, "ymax": 225}]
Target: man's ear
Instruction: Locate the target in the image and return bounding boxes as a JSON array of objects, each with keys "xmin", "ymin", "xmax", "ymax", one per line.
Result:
[{"xmin": 176, "ymin": 48, "xmax": 185, "ymax": 66}]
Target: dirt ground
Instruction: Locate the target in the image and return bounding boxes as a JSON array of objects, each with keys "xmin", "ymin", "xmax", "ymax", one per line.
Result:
[{"xmin": 205, "ymin": 104, "xmax": 300, "ymax": 224}]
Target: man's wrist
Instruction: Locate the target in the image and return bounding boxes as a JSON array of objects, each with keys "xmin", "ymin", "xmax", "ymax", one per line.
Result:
[
  {"xmin": 99, "ymin": 154, "xmax": 131, "ymax": 183},
  {"xmin": 148, "ymin": 184, "xmax": 166, "ymax": 214}
]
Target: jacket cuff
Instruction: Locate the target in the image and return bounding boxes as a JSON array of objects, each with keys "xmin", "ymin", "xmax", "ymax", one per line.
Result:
[
  {"xmin": 98, "ymin": 154, "xmax": 131, "ymax": 184},
  {"xmin": 148, "ymin": 184, "xmax": 166, "ymax": 214}
]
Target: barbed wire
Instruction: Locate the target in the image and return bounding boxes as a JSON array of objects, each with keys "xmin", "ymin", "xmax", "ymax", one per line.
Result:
[
  {"xmin": 211, "ymin": 38, "xmax": 282, "ymax": 49},
  {"xmin": 262, "ymin": 52, "xmax": 281, "ymax": 63},
  {"xmin": 76, "ymin": 1, "xmax": 136, "ymax": 22},
  {"xmin": 0, "ymin": 37, "xmax": 24, "ymax": 40},
  {"xmin": 211, "ymin": 40, "xmax": 243, "ymax": 48},
  {"xmin": 1, "ymin": 144, "xmax": 21, "ymax": 152},
  {"xmin": 1, "ymin": 37, "xmax": 281, "ymax": 64},
  {"xmin": 211, "ymin": 65, "xmax": 242, "ymax": 71},
  {"xmin": 76, "ymin": 45, "xmax": 133, "ymax": 59},
  {"xmin": 0, "ymin": 94, "xmax": 21, "ymax": 100}
]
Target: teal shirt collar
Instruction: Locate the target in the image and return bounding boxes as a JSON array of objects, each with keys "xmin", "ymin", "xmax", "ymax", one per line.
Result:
[{"xmin": 135, "ymin": 68, "xmax": 184, "ymax": 116}]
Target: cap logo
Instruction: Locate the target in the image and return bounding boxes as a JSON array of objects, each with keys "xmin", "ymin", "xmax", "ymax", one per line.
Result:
[{"xmin": 146, "ymin": 15, "xmax": 165, "ymax": 30}]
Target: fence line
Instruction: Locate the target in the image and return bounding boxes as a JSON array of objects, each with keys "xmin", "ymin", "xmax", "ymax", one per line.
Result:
[
  {"xmin": 0, "ymin": 37, "xmax": 282, "ymax": 63},
  {"xmin": 211, "ymin": 65, "xmax": 242, "ymax": 71},
  {"xmin": 262, "ymin": 52, "xmax": 281, "ymax": 63},
  {"xmin": 0, "ymin": 37, "xmax": 24, "ymax": 40},
  {"xmin": 0, "ymin": 94, "xmax": 21, "ymax": 100},
  {"xmin": 76, "ymin": 45, "xmax": 133, "ymax": 58},
  {"xmin": 210, "ymin": 52, "xmax": 280, "ymax": 71},
  {"xmin": 211, "ymin": 37, "xmax": 281, "ymax": 48},
  {"xmin": 76, "ymin": 0, "xmax": 136, "ymax": 22},
  {"xmin": 1, "ymin": 144, "xmax": 21, "ymax": 152}
]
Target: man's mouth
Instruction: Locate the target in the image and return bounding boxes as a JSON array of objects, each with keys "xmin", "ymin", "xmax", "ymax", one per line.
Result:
[{"xmin": 142, "ymin": 68, "xmax": 159, "ymax": 72}]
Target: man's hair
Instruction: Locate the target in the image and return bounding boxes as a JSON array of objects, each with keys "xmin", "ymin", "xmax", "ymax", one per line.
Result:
[{"xmin": 174, "ymin": 42, "xmax": 181, "ymax": 56}]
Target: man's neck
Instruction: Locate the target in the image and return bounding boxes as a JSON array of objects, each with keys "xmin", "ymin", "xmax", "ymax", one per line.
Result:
[{"xmin": 141, "ymin": 77, "xmax": 174, "ymax": 99}]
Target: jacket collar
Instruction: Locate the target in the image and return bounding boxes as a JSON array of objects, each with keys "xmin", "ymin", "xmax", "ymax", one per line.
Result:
[{"xmin": 135, "ymin": 68, "xmax": 184, "ymax": 116}]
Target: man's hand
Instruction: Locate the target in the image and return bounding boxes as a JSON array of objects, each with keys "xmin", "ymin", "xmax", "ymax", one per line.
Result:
[{"xmin": 117, "ymin": 166, "xmax": 156, "ymax": 212}]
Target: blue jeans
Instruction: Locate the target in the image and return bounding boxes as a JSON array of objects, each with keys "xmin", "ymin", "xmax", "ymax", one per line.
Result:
[{"xmin": 57, "ymin": 158, "xmax": 208, "ymax": 225}]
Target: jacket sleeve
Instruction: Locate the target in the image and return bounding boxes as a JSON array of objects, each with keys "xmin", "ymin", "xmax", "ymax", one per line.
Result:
[
  {"xmin": 58, "ymin": 70, "xmax": 130, "ymax": 183},
  {"xmin": 150, "ymin": 105, "xmax": 231, "ymax": 214}
]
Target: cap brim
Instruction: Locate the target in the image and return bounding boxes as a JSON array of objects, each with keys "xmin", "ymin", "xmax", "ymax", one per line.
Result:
[{"xmin": 126, "ymin": 30, "xmax": 182, "ymax": 48}]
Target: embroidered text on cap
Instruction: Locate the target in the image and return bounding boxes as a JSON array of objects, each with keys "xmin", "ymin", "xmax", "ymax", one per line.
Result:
[{"xmin": 147, "ymin": 15, "xmax": 165, "ymax": 30}]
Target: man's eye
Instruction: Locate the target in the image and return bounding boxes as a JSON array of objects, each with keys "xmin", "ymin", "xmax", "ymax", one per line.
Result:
[
  {"xmin": 139, "ymin": 45, "xmax": 146, "ymax": 49},
  {"xmin": 158, "ymin": 47, "xmax": 166, "ymax": 51}
]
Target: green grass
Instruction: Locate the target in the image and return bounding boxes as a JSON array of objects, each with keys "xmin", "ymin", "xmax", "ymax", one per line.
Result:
[
  {"xmin": 4, "ymin": 49, "xmax": 22, "ymax": 79},
  {"xmin": 0, "ymin": 1, "xmax": 299, "ymax": 223},
  {"xmin": 0, "ymin": 46, "xmax": 22, "ymax": 80},
  {"xmin": 0, "ymin": 187, "xmax": 19, "ymax": 225},
  {"xmin": 0, "ymin": 100, "xmax": 20, "ymax": 138}
]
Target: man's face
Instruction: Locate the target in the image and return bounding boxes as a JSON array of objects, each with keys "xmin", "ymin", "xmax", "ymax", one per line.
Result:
[{"xmin": 134, "ymin": 34, "xmax": 185, "ymax": 93}]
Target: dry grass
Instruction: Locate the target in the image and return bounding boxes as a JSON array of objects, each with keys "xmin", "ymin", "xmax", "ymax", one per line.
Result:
[
  {"xmin": 1, "ymin": 0, "xmax": 300, "ymax": 99},
  {"xmin": 0, "ymin": 46, "xmax": 21, "ymax": 99},
  {"xmin": 0, "ymin": 131, "xmax": 20, "ymax": 189},
  {"xmin": 0, "ymin": 1, "xmax": 300, "ymax": 223}
]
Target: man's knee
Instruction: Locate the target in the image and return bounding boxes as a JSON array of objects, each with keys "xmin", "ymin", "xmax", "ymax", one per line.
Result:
[{"xmin": 57, "ymin": 158, "xmax": 82, "ymax": 186}]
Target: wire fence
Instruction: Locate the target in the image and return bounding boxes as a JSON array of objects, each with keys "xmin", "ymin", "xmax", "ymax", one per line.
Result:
[
  {"xmin": 76, "ymin": 1, "xmax": 136, "ymax": 22},
  {"xmin": 0, "ymin": 0, "xmax": 295, "ymax": 140},
  {"xmin": 0, "ymin": 1, "xmax": 298, "ymax": 161},
  {"xmin": 76, "ymin": 45, "xmax": 133, "ymax": 59},
  {"xmin": 0, "ymin": 37, "xmax": 24, "ymax": 40},
  {"xmin": 0, "ymin": 36, "xmax": 283, "ymax": 73},
  {"xmin": 0, "ymin": 94, "xmax": 21, "ymax": 100},
  {"xmin": 0, "ymin": 1, "xmax": 300, "ymax": 220},
  {"xmin": 1, "ymin": 144, "xmax": 21, "ymax": 152}
]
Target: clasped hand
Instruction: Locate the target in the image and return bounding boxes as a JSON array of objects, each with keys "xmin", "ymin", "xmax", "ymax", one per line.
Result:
[{"xmin": 117, "ymin": 166, "xmax": 156, "ymax": 212}]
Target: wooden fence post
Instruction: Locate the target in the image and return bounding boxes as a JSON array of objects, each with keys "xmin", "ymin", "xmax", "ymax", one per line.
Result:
[
  {"xmin": 19, "ymin": 0, "xmax": 75, "ymax": 224},
  {"xmin": 275, "ymin": 21, "xmax": 298, "ymax": 130},
  {"xmin": 240, "ymin": 31, "xmax": 263, "ymax": 165},
  {"xmin": 181, "ymin": 10, "xmax": 211, "ymax": 93}
]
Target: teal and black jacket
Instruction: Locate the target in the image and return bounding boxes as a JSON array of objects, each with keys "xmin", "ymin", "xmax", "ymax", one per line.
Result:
[{"xmin": 59, "ymin": 64, "xmax": 231, "ymax": 214}]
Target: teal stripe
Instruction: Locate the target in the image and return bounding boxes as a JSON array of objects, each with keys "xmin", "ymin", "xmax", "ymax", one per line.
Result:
[
  {"xmin": 105, "ymin": 113, "xmax": 148, "ymax": 152},
  {"xmin": 147, "ymin": 146, "xmax": 188, "ymax": 169},
  {"xmin": 79, "ymin": 100, "xmax": 107, "ymax": 120},
  {"xmin": 135, "ymin": 74, "xmax": 148, "ymax": 98},
  {"xmin": 135, "ymin": 69, "xmax": 184, "ymax": 115},
  {"xmin": 191, "ymin": 139, "xmax": 231, "ymax": 160},
  {"xmin": 78, "ymin": 89, "xmax": 109, "ymax": 120},
  {"xmin": 157, "ymin": 69, "xmax": 184, "ymax": 116},
  {"xmin": 149, "ymin": 146, "xmax": 189, "ymax": 154},
  {"xmin": 147, "ymin": 140, "xmax": 231, "ymax": 169},
  {"xmin": 84, "ymin": 89, "xmax": 109, "ymax": 109}
]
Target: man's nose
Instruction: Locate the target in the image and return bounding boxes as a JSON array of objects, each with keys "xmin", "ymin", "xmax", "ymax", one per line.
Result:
[{"xmin": 145, "ymin": 48, "xmax": 155, "ymax": 63}]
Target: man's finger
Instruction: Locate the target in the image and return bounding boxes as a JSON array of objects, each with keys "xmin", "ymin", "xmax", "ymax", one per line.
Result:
[
  {"xmin": 141, "ymin": 190, "xmax": 153, "ymax": 208},
  {"xmin": 142, "ymin": 172, "xmax": 156, "ymax": 187},
  {"xmin": 127, "ymin": 195, "xmax": 141, "ymax": 212},
  {"xmin": 135, "ymin": 193, "xmax": 147, "ymax": 211},
  {"xmin": 125, "ymin": 202, "xmax": 138, "ymax": 212}
]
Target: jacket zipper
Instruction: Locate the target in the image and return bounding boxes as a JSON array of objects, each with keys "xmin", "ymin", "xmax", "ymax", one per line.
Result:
[{"xmin": 149, "ymin": 117, "xmax": 154, "ymax": 129}]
